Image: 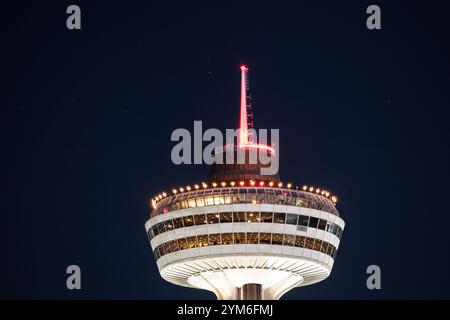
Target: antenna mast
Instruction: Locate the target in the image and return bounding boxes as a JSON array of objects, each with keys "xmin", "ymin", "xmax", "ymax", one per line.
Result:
[{"xmin": 239, "ymin": 65, "xmax": 254, "ymax": 146}]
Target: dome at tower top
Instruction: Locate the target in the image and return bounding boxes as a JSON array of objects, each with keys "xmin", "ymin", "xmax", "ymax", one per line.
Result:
[{"xmin": 209, "ymin": 145, "xmax": 280, "ymax": 183}]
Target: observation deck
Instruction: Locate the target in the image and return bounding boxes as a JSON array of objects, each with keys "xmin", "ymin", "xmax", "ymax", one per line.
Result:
[{"xmin": 146, "ymin": 181, "xmax": 344, "ymax": 299}]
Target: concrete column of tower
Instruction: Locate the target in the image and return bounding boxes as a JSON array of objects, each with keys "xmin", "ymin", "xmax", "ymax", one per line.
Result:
[{"xmin": 241, "ymin": 284, "xmax": 262, "ymax": 300}]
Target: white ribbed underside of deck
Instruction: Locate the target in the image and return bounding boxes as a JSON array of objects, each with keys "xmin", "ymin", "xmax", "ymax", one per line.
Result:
[{"xmin": 159, "ymin": 254, "xmax": 330, "ymax": 300}]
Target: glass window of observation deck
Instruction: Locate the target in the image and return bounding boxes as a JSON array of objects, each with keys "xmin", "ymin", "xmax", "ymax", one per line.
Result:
[
  {"xmin": 163, "ymin": 242, "xmax": 171, "ymax": 254},
  {"xmin": 173, "ymin": 217, "xmax": 184, "ymax": 229},
  {"xmin": 196, "ymin": 197, "xmax": 205, "ymax": 207},
  {"xmin": 224, "ymin": 194, "xmax": 233, "ymax": 204},
  {"xmin": 295, "ymin": 235, "xmax": 305, "ymax": 247},
  {"xmin": 183, "ymin": 215, "xmax": 195, "ymax": 227},
  {"xmin": 283, "ymin": 234, "xmax": 295, "ymax": 246},
  {"xmin": 221, "ymin": 233, "xmax": 233, "ymax": 244},
  {"xmin": 233, "ymin": 212, "xmax": 247, "ymax": 222},
  {"xmin": 260, "ymin": 233, "xmax": 271, "ymax": 244},
  {"xmin": 261, "ymin": 212, "xmax": 273, "ymax": 223},
  {"xmin": 318, "ymin": 219, "xmax": 327, "ymax": 231},
  {"xmin": 207, "ymin": 213, "xmax": 219, "ymax": 224},
  {"xmin": 179, "ymin": 200, "xmax": 188, "ymax": 209},
  {"xmin": 194, "ymin": 214, "xmax": 207, "ymax": 225},
  {"xmin": 198, "ymin": 235, "xmax": 209, "ymax": 247},
  {"xmin": 326, "ymin": 243, "xmax": 333, "ymax": 255},
  {"xmin": 147, "ymin": 229, "xmax": 153, "ymax": 241},
  {"xmin": 164, "ymin": 220, "xmax": 174, "ymax": 231},
  {"xmin": 272, "ymin": 233, "xmax": 283, "ymax": 245},
  {"xmin": 156, "ymin": 222, "xmax": 165, "ymax": 234},
  {"xmin": 170, "ymin": 240, "xmax": 178, "ymax": 252},
  {"xmin": 248, "ymin": 212, "xmax": 260, "ymax": 222},
  {"xmin": 298, "ymin": 215, "xmax": 309, "ymax": 227},
  {"xmin": 328, "ymin": 246, "xmax": 334, "ymax": 258},
  {"xmin": 177, "ymin": 238, "xmax": 188, "ymax": 250},
  {"xmin": 273, "ymin": 212, "xmax": 286, "ymax": 224},
  {"xmin": 337, "ymin": 227, "xmax": 343, "ymax": 239},
  {"xmin": 304, "ymin": 237, "xmax": 315, "ymax": 249},
  {"xmin": 220, "ymin": 212, "xmax": 232, "ymax": 223},
  {"xmin": 313, "ymin": 239, "xmax": 322, "ymax": 251},
  {"xmin": 204, "ymin": 195, "xmax": 215, "ymax": 206},
  {"xmin": 325, "ymin": 221, "xmax": 333, "ymax": 232},
  {"xmin": 173, "ymin": 202, "xmax": 182, "ymax": 211},
  {"xmin": 286, "ymin": 214, "xmax": 298, "ymax": 225},
  {"xmin": 234, "ymin": 232, "xmax": 246, "ymax": 244},
  {"xmin": 247, "ymin": 232, "xmax": 259, "ymax": 244},
  {"xmin": 320, "ymin": 241, "xmax": 328, "ymax": 254},
  {"xmin": 209, "ymin": 233, "xmax": 221, "ymax": 245},
  {"xmin": 309, "ymin": 217, "xmax": 319, "ymax": 229},
  {"xmin": 214, "ymin": 195, "xmax": 225, "ymax": 205},
  {"xmin": 329, "ymin": 223, "xmax": 337, "ymax": 235},
  {"xmin": 187, "ymin": 236, "xmax": 198, "ymax": 248},
  {"xmin": 256, "ymin": 193, "xmax": 266, "ymax": 203},
  {"xmin": 187, "ymin": 198, "xmax": 196, "ymax": 208}
]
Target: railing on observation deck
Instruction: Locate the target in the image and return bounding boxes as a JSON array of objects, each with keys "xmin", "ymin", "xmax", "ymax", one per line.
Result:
[{"xmin": 151, "ymin": 187, "xmax": 339, "ymax": 217}]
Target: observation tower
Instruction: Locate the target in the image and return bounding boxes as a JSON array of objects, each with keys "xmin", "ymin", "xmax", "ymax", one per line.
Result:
[{"xmin": 145, "ymin": 66, "xmax": 345, "ymax": 300}]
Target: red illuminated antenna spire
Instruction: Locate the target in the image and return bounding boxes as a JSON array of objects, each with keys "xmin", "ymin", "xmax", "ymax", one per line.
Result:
[
  {"xmin": 236, "ymin": 65, "xmax": 275, "ymax": 155},
  {"xmin": 239, "ymin": 65, "xmax": 253, "ymax": 146}
]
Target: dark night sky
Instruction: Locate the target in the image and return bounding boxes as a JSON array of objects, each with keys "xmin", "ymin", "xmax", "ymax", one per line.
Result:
[{"xmin": 3, "ymin": 1, "xmax": 450, "ymax": 299}]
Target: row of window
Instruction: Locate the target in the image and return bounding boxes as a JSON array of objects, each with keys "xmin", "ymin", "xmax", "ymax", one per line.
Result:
[
  {"xmin": 152, "ymin": 188, "xmax": 338, "ymax": 217},
  {"xmin": 151, "ymin": 232, "xmax": 338, "ymax": 261},
  {"xmin": 148, "ymin": 211, "xmax": 344, "ymax": 240}
]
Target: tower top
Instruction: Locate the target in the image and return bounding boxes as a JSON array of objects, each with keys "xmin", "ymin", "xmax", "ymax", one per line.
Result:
[{"xmin": 209, "ymin": 66, "xmax": 279, "ymax": 183}]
